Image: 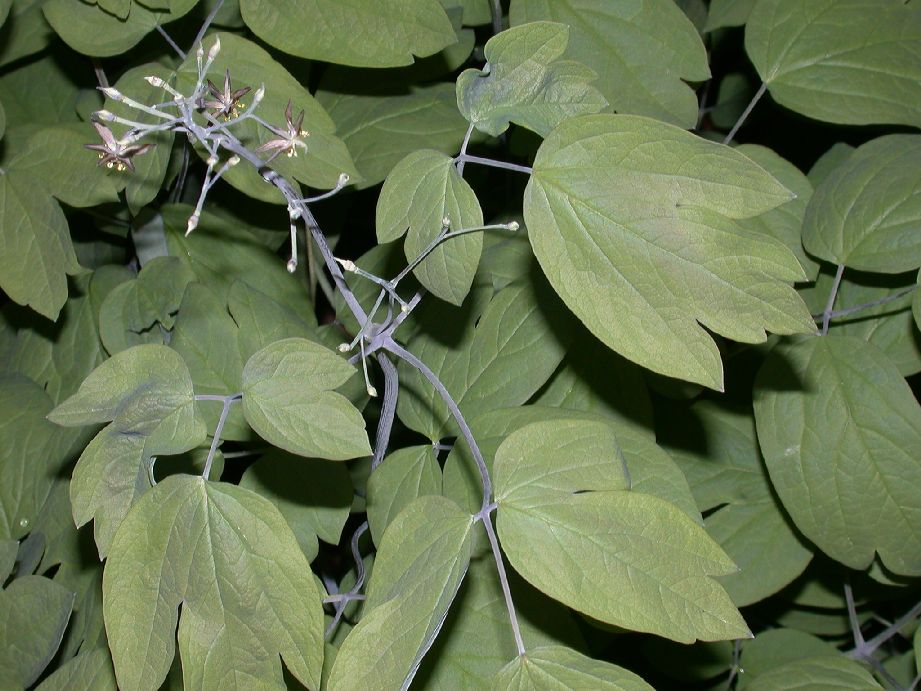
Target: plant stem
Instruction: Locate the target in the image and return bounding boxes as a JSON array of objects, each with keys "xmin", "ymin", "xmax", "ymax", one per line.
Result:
[
  {"xmin": 481, "ymin": 509, "xmax": 525, "ymax": 656},
  {"xmin": 821, "ymin": 264, "xmax": 846, "ymax": 335},
  {"xmin": 722, "ymin": 81, "xmax": 767, "ymax": 145},
  {"xmin": 490, "ymin": 0, "xmax": 503, "ymax": 35},
  {"xmin": 456, "ymin": 122, "xmax": 476, "ymax": 177},
  {"xmin": 197, "ymin": 393, "xmax": 241, "ymax": 480},
  {"xmin": 326, "ymin": 521, "xmax": 369, "ymax": 640},
  {"xmin": 371, "ymin": 353, "xmax": 399, "ymax": 470},
  {"xmin": 156, "ymin": 25, "xmax": 187, "ymax": 59},
  {"xmin": 192, "ymin": 0, "xmax": 225, "ymax": 50},
  {"xmin": 455, "ymin": 154, "xmax": 532, "ymax": 176},
  {"xmin": 812, "ymin": 286, "xmax": 916, "ymax": 322}
]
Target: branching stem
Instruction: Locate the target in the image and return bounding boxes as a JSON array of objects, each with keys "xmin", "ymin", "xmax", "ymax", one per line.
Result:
[
  {"xmin": 454, "ymin": 154, "xmax": 532, "ymax": 176},
  {"xmin": 820, "ymin": 264, "xmax": 846, "ymax": 335}
]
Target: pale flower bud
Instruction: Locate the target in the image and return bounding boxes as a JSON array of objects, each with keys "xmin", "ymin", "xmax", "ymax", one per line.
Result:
[
  {"xmin": 208, "ymin": 36, "xmax": 221, "ymax": 61},
  {"xmin": 286, "ymin": 258, "xmax": 297, "ymax": 273},
  {"xmin": 507, "ymin": 220, "xmax": 520, "ymax": 231},
  {"xmin": 100, "ymin": 87, "xmax": 122, "ymax": 101},
  {"xmin": 186, "ymin": 215, "xmax": 199, "ymax": 236},
  {"xmin": 94, "ymin": 109, "xmax": 116, "ymax": 122},
  {"xmin": 145, "ymin": 75, "xmax": 165, "ymax": 88}
]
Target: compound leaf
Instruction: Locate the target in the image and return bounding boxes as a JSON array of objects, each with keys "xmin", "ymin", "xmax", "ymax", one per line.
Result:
[
  {"xmin": 524, "ymin": 114, "xmax": 813, "ymax": 390},
  {"xmin": 242, "ymin": 338, "xmax": 371, "ymax": 460},
  {"xmin": 745, "ymin": 0, "xmax": 921, "ymax": 128},
  {"xmin": 103, "ymin": 475, "xmax": 325, "ymax": 691},
  {"xmin": 754, "ymin": 335, "xmax": 921, "ymax": 575},
  {"xmin": 456, "ymin": 21, "xmax": 606, "ymax": 137}
]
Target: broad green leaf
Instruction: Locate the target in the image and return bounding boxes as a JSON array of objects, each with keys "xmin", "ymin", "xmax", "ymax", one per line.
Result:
[
  {"xmin": 242, "ymin": 338, "xmax": 371, "ymax": 460},
  {"xmin": 745, "ymin": 655, "xmax": 882, "ymax": 690},
  {"xmin": 239, "ymin": 450, "xmax": 353, "ymax": 562},
  {"xmin": 754, "ymin": 335, "xmax": 921, "ymax": 575},
  {"xmin": 377, "ymin": 149, "xmax": 483, "ymax": 305},
  {"xmin": 524, "ymin": 114, "xmax": 813, "ymax": 390},
  {"xmin": 97, "ymin": 0, "xmax": 129, "ymax": 19},
  {"xmin": 103, "ymin": 475, "xmax": 324, "ymax": 691},
  {"xmin": 509, "ymin": 0, "xmax": 709, "ymax": 128},
  {"xmin": 316, "ymin": 82, "xmax": 469, "ymax": 189},
  {"xmin": 705, "ymin": 0, "xmax": 756, "ymax": 31},
  {"xmin": 4, "ymin": 123, "xmax": 123, "ymax": 207},
  {"xmin": 808, "ymin": 142, "xmax": 855, "ymax": 187},
  {"xmin": 0, "ymin": 98, "xmax": 5, "ymax": 141},
  {"xmin": 0, "ymin": 170, "xmax": 82, "ymax": 320},
  {"xmin": 456, "ymin": 21, "xmax": 606, "ymax": 137},
  {"xmin": 99, "ymin": 281, "xmax": 163, "ymax": 355},
  {"xmin": 227, "ymin": 280, "xmax": 319, "ymax": 361},
  {"xmin": 0, "ymin": 540, "xmax": 15, "ymax": 581},
  {"xmin": 493, "ymin": 645, "xmax": 654, "ymax": 690},
  {"xmin": 710, "ymin": 73, "xmax": 756, "ymax": 130},
  {"xmin": 43, "ymin": 0, "xmax": 197, "ymax": 56},
  {"xmin": 0, "ymin": 54, "xmax": 81, "ymax": 127},
  {"xmin": 367, "ymin": 445, "xmax": 443, "ymax": 546},
  {"xmin": 494, "ymin": 419, "xmax": 749, "ymax": 642},
  {"xmin": 914, "ymin": 272, "xmax": 921, "ymax": 333},
  {"xmin": 745, "ymin": 0, "xmax": 921, "ymax": 128},
  {"xmin": 736, "ymin": 144, "xmax": 818, "ymax": 281},
  {"xmin": 414, "ymin": 555, "xmax": 585, "ymax": 689},
  {"xmin": 35, "ymin": 648, "xmax": 116, "ymax": 691},
  {"xmin": 0, "ymin": 375, "xmax": 78, "ymax": 541},
  {"xmin": 240, "ymin": 0, "xmax": 455, "ymax": 67},
  {"xmin": 0, "ymin": 0, "xmax": 53, "ymax": 67},
  {"xmin": 803, "ymin": 135, "xmax": 921, "ymax": 274},
  {"xmin": 163, "ymin": 205, "xmax": 316, "ymax": 325},
  {"xmin": 0, "ymin": 0, "xmax": 9, "ymax": 27},
  {"xmin": 327, "ymin": 495, "xmax": 474, "ymax": 690},
  {"xmin": 0, "ymin": 576, "xmax": 74, "ymax": 688},
  {"xmin": 738, "ymin": 629, "xmax": 838, "ymax": 687},
  {"xmin": 170, "ymin": 282, "xmax": 250, "ymax": 440},
  {"xmin": 175, "ymin": 33, "xmax": 359, "ymax": 196},
  {"xmin": 661, "ymin": 402, "xmax": 812, "ymax": 606},
  {"xmin": 397, "ymin": 281, "xmax": 567, "ymax": 440}
]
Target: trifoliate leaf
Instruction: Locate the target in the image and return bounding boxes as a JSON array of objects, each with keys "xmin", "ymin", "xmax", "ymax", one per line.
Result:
[
  {"xmin": 524, "ymin": 114, "xmax": 813, "ymax": 390},
  {"xmin": 803, "ymin": 135, "xmax": 921, "ymax": 274},
  {"xmin": 103, "ymin": 475, "xmax": 325, "ymax": 691},
  {"xmin": 493, "ymin": 645, "xmax": 654, "ymax": 690},
  {"xmin": 326, "ymin": 496, "xmax": 474, "ymax": 690},
  {"xmin": 240, "ymin": 0, "xmax": 456, "ymax": 67},
  {"xmin": 509, "ymin": 0, "xmax": 710, "ymax": 128},
  {"xmin": 494, "ymin": 419, "xmax": 749, "ymax": 643},
  {"xmin": 754, "ymin": 335, "xmax": 921, "ymax": 575},
  {"xmin": 377, "ymin": 149, "xmax": 484, "ymax": 305},
  {"xmin": 745, "ymin": 0, "xmax": 921, "ymax": 128},
  {"xmin": 242, "ymin": 338, "xmax": 371, "ymax": 460},
  {"xmin": 456, "ymin": 21, "xmax": 606, "ymax": 137}
]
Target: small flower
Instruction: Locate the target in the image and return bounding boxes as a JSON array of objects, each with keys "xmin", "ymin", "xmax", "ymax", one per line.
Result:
[
  {"xmin": 84, "ymin": 121, "xmax": 154, "ymax": 173},
  {"xmin": 201, "ymin": 69, "xmax": 251, "ymax": 120},
  {"xmin": 256, "ymin": 101, "xmax": 309, "ymax": 158}
]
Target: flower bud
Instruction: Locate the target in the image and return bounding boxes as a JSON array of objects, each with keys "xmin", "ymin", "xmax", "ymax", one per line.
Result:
[
  {"xmin": 100, "ymin": 87, "xmax": 123, "ymax": 101},
  {"xmin": 286, "ymin": 258, "xmax": 298, "ymax": 273},
  {"xmin": 207, "ymin": 36, "xmax": 221, "ymax": 62},
  {"xmin": 145, "ymin": 76, "xmax": 165, "ymax": 88},
  {"xmin": 185, "ymin": 214, "xmax": 199, "ymax": 236}
]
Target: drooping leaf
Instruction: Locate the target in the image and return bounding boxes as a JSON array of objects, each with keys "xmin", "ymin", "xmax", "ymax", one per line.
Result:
[
  {"xmin": 493, "ymin": 645, "xmax": 654, "ymax": 690},
  {"xmin": 43, "ymin": 0, "xmax": 197, "ymax": 56},
  {"xmin": 745, "ymin": 0, "xmax": 921, "ymax": 128},
  {"xmin": 494, "ymin": 419, "xmax": 749, "ymax": 642},
  {"xmin": 239, "ymin": 450, "xmax": 353, "ymax": 562},
  {"xmin": 802, "ymin": 135, "xmax": 921, "ymax": 274},
  {"xmin": 0, "ymin": 170, "xmax": 82, "ymax": 320},
  {"xmin": 509, "ymin": 0, "xmax": 710, "ymax": 128},
  {"xmin": 103, "ymin": 475, "xmax": 325, "ymax": 691},
  {"xmin": 524, "ymin": 113, "xmax": 813, "ymax": 390},
  {"xmin": 317, "ymin": 82, "xmax": 469, "ymax": 188},
  {"xmin": 240, "ymin": 0, "xmax": 456, "ymax": 68},
  {"xmin": 377, "ymin": 149, "xmax": 484, "ymax": 305},
  {"xmin": 754, "ymin": 335, "xmax": 921, "ymax": 575},
  {"xmin": 241, "ymin": 338, "xmax": 371, "ymax": 460},
  {"xmin": 456, "ymin": 21, "xmax": 606, "ymax": 137},
  {"xmin": 327, "ymin": 495, "xmax": 474, "ymax": 690},
  {"xmin": 34, "ymin": 647, "xmax": 116, "ymax": 691},
  {"xmin": 367, "ymin": 445, "xmax": 443, "ymax": 546},
  {"xmin": 0, "ymin": 575, "xmax": 75, "ymax": 688}
]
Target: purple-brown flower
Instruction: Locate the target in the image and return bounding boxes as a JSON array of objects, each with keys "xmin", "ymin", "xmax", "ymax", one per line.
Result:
[
  {"xmin": 256, "ymin": 101, "xmax": 309, "ymax": 158},
  {"xmin": 202, "ymin": 69, "xmax": 251, "ymax": 120},
  {"xmin": 84, "ymin": 121, "xmax": 154, "ymax": 173}
]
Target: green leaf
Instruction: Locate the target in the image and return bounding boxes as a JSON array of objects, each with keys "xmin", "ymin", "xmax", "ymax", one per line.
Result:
[
  {"xmin": 914, "ymin": 272, "xmax": 921, "ymax": 333},
  {"xmin": 0, "ymin": 576, "xmax": 75, "ymax": 688},
  {"xmin": 745, "ymin": 0, "xmax": 921, "ymax": 128},
  {"xmin": 705, "ymin": 0, "xmax": 756, "ymax": 31},
  {"xmin": 242, "ymin": 338, "xmax": 371, "ymax": 460},
  {"xmin": 377, "ymin": 149, "xmax": 484, "ymax": 305},
  {"xmin": 744, "ymin": 655, "xmax": 882, "ymax": 690},
  {"xmin": 175, "ymin": 33, "xmax": 359, "ymax": 196},
  {"xmin": 493, "ymin": 645, "xmax": 654, "ymax": 690},
  {"xmin": 367, "ymin": 445, "xmax": 443, "ymax": 546},
  {"xmin": 754, "ymin": 335, "xmax": 921, "ymax": 575},
  {"xmin": 240, "ymin": 0, "xmax": 456, "ymax": 67},
  {"xmin": 456, "ymin": 21, "xmax": 606, "ymax": 137},
  {"xmin": 738, "ymin": 629, "xmax": 838, "ymax": 686},
  {"xmin": 807, "ymin": 142, "xmax": 855, "ymax": 187},
  {"xmin": 0, "ymin": 539, "xmax": 15, "ymax": 581},
  {"xmin": 227, "ymin": 280, "xmax": 319, "ymax": 361},
  {"xmin": 803, "ymin": 135, "xmax": 921, "ymax": 274},
  {"xmin": 0, "ymin": 0, "xmax": 54, "ymax": 67},
  {"xmin": 0, "ymin": 375, "xmax": 78, "ymax": 540},
  {"xmin": 34, "ymin": 648, "xmax": 116, "ymax": 691},
  {"xmin": 524, "ymin": 114, "xmax": 813, "ymax": 390},
  {"xmin": 103, "ymin": 475, "xmax": 325, "ymax": 691},
  {"xmin": 494, "ymin": 419, "xmax": 748, "ymax": 642},
  {"xmin": 0, "ymin": 170, "xmax": 82, "ymax": 320},
  {"xmin": 397, "ymin": 281, "xmax": 568, "ymax": 439},
  {"xmin": 170, "ymin": 282, "xmax": 250, "ymax": 440},
  {"xmin": 509, "ymin": 0, "xmax": 710, "ymax": 128},
  {"xmin": 327, "ymin": 495, "xmax": 474, "ymax": 690},
  {"xmin": 735, "ymin": 144, "xmax": 818, "ymax": 281},
  {"xmin": 316, "ymin": 82, "xmax": 470, "ymax": 189},
  {"xmin": 0, "ymin": 56, "xmax": 79, "ymax": 128},
  {"xmin": 239, "ymin": 450, "xmax": 353, "ymax": 562},
  {"xmin": 42, "ymin": 0, "xmax": 197, "ymax": 56},
  {"xmin": 710, "ymin": 73, "xmax": 756, "ymax": 130}
]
